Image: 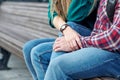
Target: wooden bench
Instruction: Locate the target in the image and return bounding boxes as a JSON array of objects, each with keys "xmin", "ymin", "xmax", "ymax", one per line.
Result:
[{"xmin": 0, "ymin": 1, "xmax": 58, "ymax": 69}]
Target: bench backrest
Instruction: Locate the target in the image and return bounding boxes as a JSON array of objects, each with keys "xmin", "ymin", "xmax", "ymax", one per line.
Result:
[{"xmin": 0, "ymin": 2, "xmax": 58, "ymax": 58}]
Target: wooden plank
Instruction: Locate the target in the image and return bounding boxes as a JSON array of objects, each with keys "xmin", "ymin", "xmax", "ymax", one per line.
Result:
[
  {"xmin": 0, "ymin": 20, "xmax": 58, "ymax": 38},
  {"xmin": 0, "ymin": 2, "xmax": 57, "ymax": 58},
  {"xmin": 1, "ymin": 4, "xmax": 48, "ymax": 12},
  {"xmin": 0, "ymin": 12, "xmax": 49, "ymax": 24},
  {"xmin": 0, "ymin": 33, "xmax": 23, "ymax": 58},
  {"xmin": 1, "ymin": 8, "xmax": 48, "ymax": 20},
  {"xmin": 0, "ymin": 2, "xmax": 49, "ymax": 24},
  {"xmin": 0, "ymin": 21, "xmax": 57, "ymax": 42},
  {"xmin": 0, "ymin": 39, "xmax": 23, "ymax": 59},
  {"xmin": 2, "ymin": 2, "xmax": 48, "ymax": 7}
]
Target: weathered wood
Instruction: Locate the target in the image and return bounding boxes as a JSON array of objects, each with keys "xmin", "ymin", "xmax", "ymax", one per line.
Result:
[{"xmin": 0, "ymin": 2, "xmax": 58, "ymax": 59}]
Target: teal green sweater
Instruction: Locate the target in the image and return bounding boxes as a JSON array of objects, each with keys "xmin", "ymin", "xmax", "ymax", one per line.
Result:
[{"xmin": 48, "ymin": 0, "xmax": 94, "ymax": 28}]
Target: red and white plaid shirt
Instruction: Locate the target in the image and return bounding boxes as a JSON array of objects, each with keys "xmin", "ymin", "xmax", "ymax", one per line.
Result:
[{"xmin": 80, "ymin": 0, "xmax": 120, "ymax": 53}]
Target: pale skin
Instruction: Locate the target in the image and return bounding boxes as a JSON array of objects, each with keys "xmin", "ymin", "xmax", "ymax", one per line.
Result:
[
  {"xmin": 53, "ymin": 16, "xmax": 82, "ymax": 52},
  {"xmin": 53, "ymin": 0, "xmax": 97, "ymax": 52}
]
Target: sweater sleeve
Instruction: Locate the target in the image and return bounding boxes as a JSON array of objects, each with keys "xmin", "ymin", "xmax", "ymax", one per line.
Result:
[
  {"xmin": 67, "ymin": 0, "xmax": 94, "ymax": 23},
  {"xmin": 48, "ymin": 0, "xmax": 94, "ymax": 28},
  {"xmin": 48, "ymin": 0, "xmax": 58, "ymax": 28}
]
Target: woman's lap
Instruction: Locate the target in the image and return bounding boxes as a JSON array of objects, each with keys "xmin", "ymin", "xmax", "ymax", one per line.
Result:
[
  {"xmin": 23, "ymin": 38, "xmax": 55, "ymax": 54},
  {"xmin": 30, "ymin": 41, "xmax": 54, "ymax": 80},
  {"xmin": 22, "ymin": 38, "xmax": 55, "ymax": 80},
  {"xmin": 23, "ymin": 38, "xmax": 55, "ymax": 70}
]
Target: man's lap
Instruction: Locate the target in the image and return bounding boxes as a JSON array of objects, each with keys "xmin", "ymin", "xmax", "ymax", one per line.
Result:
[{"xmin": 50, "ymin": 47, "xmax": 120, "ymax": 79}]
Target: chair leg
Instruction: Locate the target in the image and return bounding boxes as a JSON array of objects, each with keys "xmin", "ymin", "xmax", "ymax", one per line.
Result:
[{"xmin": 0, "ymin": 48, "xmax": 11, "ymax": 70}]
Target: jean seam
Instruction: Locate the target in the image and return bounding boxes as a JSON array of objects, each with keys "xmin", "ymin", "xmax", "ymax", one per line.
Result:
[{"xmin": 38, "ymin": 49, "xmax": 52, "ymax": 74}]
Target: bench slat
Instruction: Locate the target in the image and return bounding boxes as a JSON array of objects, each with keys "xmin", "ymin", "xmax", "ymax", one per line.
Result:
[{"xmin": 0, "ymin": 2, "xmax": 57, "ymax": 59}]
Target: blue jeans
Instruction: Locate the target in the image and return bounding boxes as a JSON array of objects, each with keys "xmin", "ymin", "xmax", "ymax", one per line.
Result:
[
  {"xmin": 45, "ymin": 48, "xmax": 120, "ymax": 80},
  {"xmin": 23, "ymin": 38, "xmax": 55, "ymax": 80},
  {"xmin": 22, "ymin": 22, "xmax": 94, "ymax": 80}
]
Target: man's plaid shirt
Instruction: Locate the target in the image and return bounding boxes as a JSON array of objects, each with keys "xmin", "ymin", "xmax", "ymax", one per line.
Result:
[{"xmin": 80, "ymin": 0, "xmax": 120, "ymax": 53}]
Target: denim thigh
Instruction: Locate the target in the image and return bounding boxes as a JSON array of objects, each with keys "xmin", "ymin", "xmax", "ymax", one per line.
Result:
[
  {"xmin": 23, "ymin": 38, "xmax": 55, "ymax": 57},
  {"xmin": 50, "ymin": 47, "xmax": 120, "ymax": 79},
  {"xmin": 22, "ymin": 38, "xmax": 55, "ymax": 80},
  {"xmin": 30, "ymin": 42, "xmax": 54, "ymax": 80}
]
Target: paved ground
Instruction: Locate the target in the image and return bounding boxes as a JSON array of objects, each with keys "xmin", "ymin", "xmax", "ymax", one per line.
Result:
[{"xmin": 0, "ymin": 54, "xmax": 33, "ymax": 80}]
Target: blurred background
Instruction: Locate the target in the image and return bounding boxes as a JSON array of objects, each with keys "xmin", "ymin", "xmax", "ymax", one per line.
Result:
[
  {"xmin": 0, "ymin": 0, "xmax": 48, "ymax": 2},
  {"xmin": 0, "ymin": 0, "xmax": 58, "ymax": 80}
]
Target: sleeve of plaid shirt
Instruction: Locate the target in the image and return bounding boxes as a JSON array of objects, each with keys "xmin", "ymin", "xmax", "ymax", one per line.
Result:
[{"xmin": 80, "ymin": 1, "xmax": 120, "ymax": 52}]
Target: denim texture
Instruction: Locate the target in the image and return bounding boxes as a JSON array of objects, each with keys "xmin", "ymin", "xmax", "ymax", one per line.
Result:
[
  {"xmin": 46, "ymin": 48, "xmax": 120, "ymax": 80},
  {"xmin": 22, "ymin": 22, "xmax": 120, "ymax": 80},
  {"xmin": 23, "ymin": 38, "xmax": 55, "ymax": 80}
]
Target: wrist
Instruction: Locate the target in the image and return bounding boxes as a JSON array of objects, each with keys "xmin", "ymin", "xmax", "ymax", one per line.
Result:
[
  {"xmin": 59, "ymin": 24, "xmax": 69, "ymax": 33},
  {"xmin": 62, "ymin": 26, "xmax": 71, "ymax": 35}
]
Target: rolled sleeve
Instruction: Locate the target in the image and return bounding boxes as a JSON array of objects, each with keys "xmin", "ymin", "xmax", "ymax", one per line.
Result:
[{"xmin": 48, "ymin": 1, "xmax": 58, "ymax": 28}]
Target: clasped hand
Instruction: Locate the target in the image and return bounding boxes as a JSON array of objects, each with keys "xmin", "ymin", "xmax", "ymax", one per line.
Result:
[{"xmin": 53, "ymin": 27, "xmax": 82, "ymax": 52}]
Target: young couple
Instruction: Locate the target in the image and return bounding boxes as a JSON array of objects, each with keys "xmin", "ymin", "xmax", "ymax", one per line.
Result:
[{"xmin": 23, "ymin": 0, "xmax": 120, "ymax": 80}]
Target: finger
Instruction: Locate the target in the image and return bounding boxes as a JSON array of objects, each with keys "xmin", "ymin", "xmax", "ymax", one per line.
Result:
[
  {"xmin": 53, "ymin": 44, "xmax": 56, "ymax": 50},
  {"xmin": 53, "ymin": 42, "xmax": 60, "ymax": 50},
  {"xmin": 54, "ymin": 47, "xmax": 63, "ymax": 52},
  {"xmin": 53, "ymin": 41, "xmax": 57, "ymax": 49},
  {"xmin": 68, "ymin": 41, "xmax": 75, "ymax": 51},
  {"xmin": 72, "ymin": 40, "xmax": 79, "ymax": 50},
  {"xmin": 75, "ymin": 37, "xmax": 82, "ymax": 48},
  {"xmin": 53, "ymin": 40, "xmax": 64, "ymax": 50},
  {"xmin": 53, "ymin": 45, "xmax": 60, "ymax": 51},
  {"xmin": 69, "ymin": 40, "xmax": 79, "ymax": 51},
  {"xmin": 54, "ymin": 38, "xmax": 62, "ymax": 45},
  {"xmin": 56, "ymin": 37, "xmax": 63, "ymax": 42}
]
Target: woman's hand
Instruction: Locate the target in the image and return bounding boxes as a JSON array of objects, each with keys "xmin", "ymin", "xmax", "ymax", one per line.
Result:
[
  {"xmin": 52, "ymin": 16, "xmax": 82, "ymax": 51},
  {"xmin": 53, "ymin": 37, "xmax": 73, "ymax": 52},
  {"xmin": 62, "ymin": 26, "xmax": 82, "ymax": 50}
]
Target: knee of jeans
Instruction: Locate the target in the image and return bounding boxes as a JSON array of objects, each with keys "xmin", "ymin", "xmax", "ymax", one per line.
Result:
[
  {"xmin": 23, "ymin": 39, "xmax": 39, "ymax": 55},
  {"xmin": 22, "ymin": 40, "xmax": 34, "ymax": 57},
  {"xmin": 30, "ymin": 45, "xmax": 45, "ymax": 62},
  {"xmin": 30, "ymin": 47, "xmax": 39, "ymax": 61}
]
